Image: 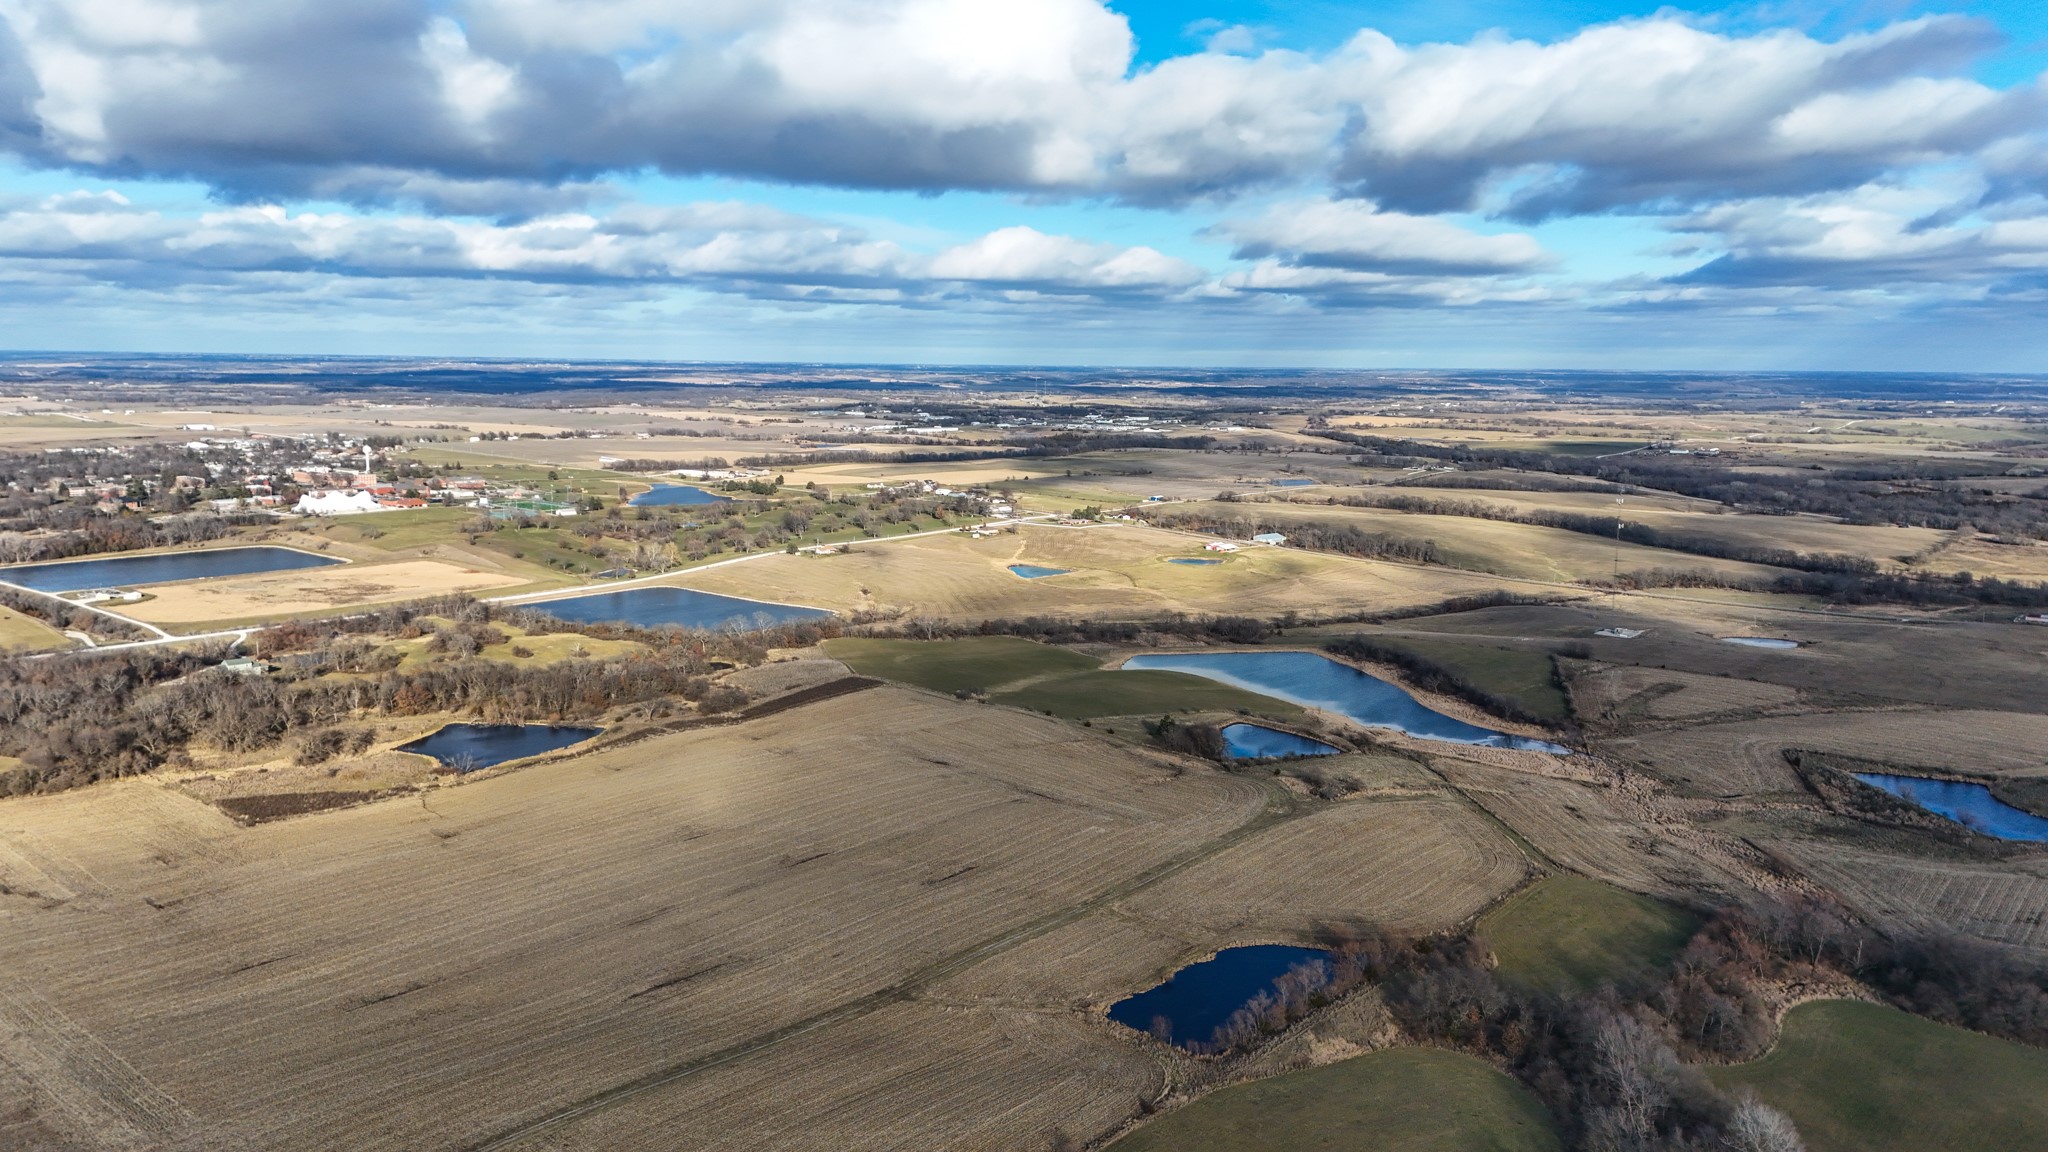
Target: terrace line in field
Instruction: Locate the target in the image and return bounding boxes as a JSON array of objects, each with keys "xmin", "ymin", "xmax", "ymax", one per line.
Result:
[
  {"xmin": 0, "ymin": 545, "xmax": 343, "ymax": 592},
  {"xmin": 1854, "ymin": 772, "xmax": 2048, "ymax": 842},
  {"xmin": 1123, "ymin": 651, "xmax": 1571, "ymax": 754},
  {"xmin": 399, "ymin": 723, "xmax": 603, "ymax": 772},
  {"xmin": 1107, "ymin": 944, "xmax": 1336, "ymax": 1050},
  {"xmin": 529, "ymin": 586, "xmax": 831, "ymax": 632}
]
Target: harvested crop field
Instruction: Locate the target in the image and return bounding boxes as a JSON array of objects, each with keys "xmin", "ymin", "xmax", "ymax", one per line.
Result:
[
  {"xmin": 1118, "ymin": 795, "xmax": 1529, "ymax": 936},
  {"xmin": 1601, "ymin": 710, "xmax": 2048, "ymax": 799},
  {"xmin": 121, "ymin": 558, "xmax": 529, "ymax": 624},
  {"xmin": 528, "ymin": 1001, "xmax": 1158, "ymax": 1152},
  {"xmin": 1761, "ymin": 837, "xmax": 2048, "ymax": 954},
  {"xmin": 1431, "ymin": 760, "xmax": 1740, "ymax": 898},
  {"xmin": 0, "ymin": 689, "xmax": 1267, "ymax": 1151},
  {"xmin": 683, "ymin": 525, "xmax": 1511, "ymax": 623}
]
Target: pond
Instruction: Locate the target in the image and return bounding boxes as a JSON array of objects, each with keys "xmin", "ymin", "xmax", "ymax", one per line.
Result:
[
  {"xmin": 1008, "ymin": 564, "xmax": 1071, "ymax": 579},
  {"xmin": 1166, "ymin": 557, "xmax": 1222, "ymax": 566},
  {"xmin": 0, "ymin": 545, "xmax": 344, "ymax": 593},
  {"xmin": 1270, "ymin": 478, "xmax": 1316, "ymax": 487},
  {"xmin": 1722, "ymin": 636, "xmax": 1800, "ymax": 649},
  {"xmin": 399, "ymin": 724, "xmax": 603, "ymax": 772},
  {"xmin": 1108, "ymin": 944, "xmax": 1336, "ymax": 1050},
  {"xmin": 1221, "ymin": 722, "xmax": 1340, "ymax": 761},
  {"xmin": 1122, "ymin": 651, "xmax": 1571, "ymax": 754},
  {"xmin": 531, "ymin": 586, "xmax": 832, "ymax": 632},
  {"xmin": 1854, "ymin": 772, "xmax": 2048, "ymax": 842},
  {"xmin": 629, "ymin": 484, "xmax": 727, "ymax": 507}
]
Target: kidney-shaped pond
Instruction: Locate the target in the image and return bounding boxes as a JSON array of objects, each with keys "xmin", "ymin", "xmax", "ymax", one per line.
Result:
[
  {"xmin": 0, "ymin": 545, "xmax": 343, "ymax": 592},
  {"xmin": 1123, "ymin": 651, "xmax": 1570, "ymax": 753},
  {"xmin": 1109, "ymin": 944, "xmax": 1336, "ymax": 1050},
  {"xmin": 1007, "ymin": 564, "xmax": 1071, "ymax": 579},
  {"xmin": 1855, "ymin": 772, "xmax": 2048, "ymax": 842},
  {"xmin": 531, "ymin": 586, "xmax": 832, "ymax": 632},
  {"xmin": 1220, "ymin": 722, "xmax": 1340, "ymax": 761},
  {"xmin": 400, "ymin": 723, "xmax": 602, "ymax": 772}
]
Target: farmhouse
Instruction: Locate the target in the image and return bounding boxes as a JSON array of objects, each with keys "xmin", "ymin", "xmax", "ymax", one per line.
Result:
[{"xmin": 1204, "ymin": 540, "xmax": 1240, "ymax": 552}]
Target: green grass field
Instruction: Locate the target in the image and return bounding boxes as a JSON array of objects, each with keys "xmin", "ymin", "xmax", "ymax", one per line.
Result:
[
  {"xmin": 1368, "ymin": 637, "xmax": 1573, "ymax": 723},
  {"xmin": 1479, "ymin": 877, "xmax": 1699, "ymax": 995},
  {"xmin": 1713, "ymin": 1000, "xmax": 2048, "ymax": 1152},
  {"xmin": 823, "ymin": 636, "xmax": 1098, "ymax": 693},
  {"xmin": 1112, "ymin": 1047, "xmax": 1561, "ymax": 1152},
  {"xmin": 994, "ymin": 669, "xmax": 1304, "ymax": 720}
]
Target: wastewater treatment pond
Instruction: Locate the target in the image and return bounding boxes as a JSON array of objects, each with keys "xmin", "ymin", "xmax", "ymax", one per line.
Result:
[
  {"xmin": 0, "ymin": 546, "xmax": 343, "ymax": 592},
  {"xmin": 529, "ymin": 587, "xmax": 832, "ymax": 632},
  {"xmin": 628, "ymin": 484, "xmax": 728, "ymax": 507},
  {"xmin": 1122, "ymin": 651, "xmax": 1570, "ymax": 753},
  {"xmin": 400, "ymin": 724, "xmax": 602, "ymax": 771},
  {"xmin": 1220, "ymin": 723, "xmax": 1340, "ymax": 761},
  {"xmin": 1855, "ymin": 772, "xmax": 2048, "ymax": 842},
  {"xmin": 1109, "ymin": 944, "xmax": 1337, "ymax": 1050}
]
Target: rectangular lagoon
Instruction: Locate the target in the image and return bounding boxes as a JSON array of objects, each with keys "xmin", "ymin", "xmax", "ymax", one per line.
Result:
[
  {"xmin": 0, "ymin": 546, "xmax": 343, "ymax": 593},
  {"xmin": 629, "ymin": 484, "xmax": 727, "ymax": 507},
  {"xmin": 531, "ymin": 586, "xmax": 832, "ymax": 632}
]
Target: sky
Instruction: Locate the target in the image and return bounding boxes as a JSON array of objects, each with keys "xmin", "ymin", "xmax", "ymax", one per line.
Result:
[{"xmin": 0, "ymin": 0, "xmax": 2044, "ymax": 370}]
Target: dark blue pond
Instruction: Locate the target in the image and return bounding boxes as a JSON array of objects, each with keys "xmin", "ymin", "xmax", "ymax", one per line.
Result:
[
  {"xmin": 1221, "ymin": 722, "xmax": 1340, "ymax": 761},
  {"xmin": 1167, "ymin": 557, "xmax": 1222, "ymax": 565},
  {"xmin": 630, "ymin": 484, "xmax": 727, "ymax": 507},
  {"xmin": 533, "ymin": 586, "xmax": 831, "ymax": 631},
  {"xmin": 1854, "ymin": 772, "xmax": 2048, "ymax": 842},
  {"xmin": 400, "ymin": 724, "xmax": 602, "ymax": 771},
  {"xmin": 1008, "ymin": 564, "xmax": 1070, "ymax": 579},
  {"xmin": 1109, "ymin": 945, "xmax": 1335, "ymax": 1050},
  {"xmin": 0, "ymin": 546, "xmax": 342, "ymax": 592},
  {"xmin": 1123, "ymin": 651, "xmax": 1571, "ymax": 754}
]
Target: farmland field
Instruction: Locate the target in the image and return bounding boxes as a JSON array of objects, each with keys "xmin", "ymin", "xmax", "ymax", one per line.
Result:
[
  {"xmin": 823, "ymin": 635, "xmax": 1098, "ymax": 692},
  {"xmin": 1713, "ymin": 1001, "xmax": 2048, "ymax": 1152},
  {"xmin": 1110, "ymin": 1047, "xmax": 1562, "ymax": 1152},
  {"xmin": 0, "ymin": 690, "xmax": 1269, "ymax": 1150},
  {"xmin": 1479, "ymin": 876, "xmax": 1699, "ymax": 995},
  {"xmin": 120, "ymin": 558, "xmax": 532, "ymax": 625}
]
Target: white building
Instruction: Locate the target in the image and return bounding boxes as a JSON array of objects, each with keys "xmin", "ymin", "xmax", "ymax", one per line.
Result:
[{"xmin": 294, "ymin": 490, "xmax": 384, "ymax": 515}]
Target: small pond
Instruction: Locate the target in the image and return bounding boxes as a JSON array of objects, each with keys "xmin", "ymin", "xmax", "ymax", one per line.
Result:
[
  {"xmin": 1109, "ymin": 944, "xmax": 1336, "ymax": 1050},
  {"xmin": 1008, "ymin": 564, "xmax": 1071, "ymax": 579},
  {"xmin": 1854, "ymin": 772, "xmax": 2048, "ymax": 842},
  {"xmin": 400, "ymin": 724, "xmax": 602, "ymax": 772},
  {"xmin": 1166, "ymin": 557, "xmax": 1222, "ymax": 566},
  {"xmin": 1269, "ymin": 478, "xmax": 1316, "ymax": 488},
  {"xmin": 1722, "ymin": 636, "xmax": 1800, "ymax": 649},
  {"xmin": 1221, "ymin": 723, "xmax": 1340, "ymax": 761},
  {"xmin": 532, "ymin": 587, "xmax": 832, "ymax": 632},
  {"xmin": 0, "ymin": 545, "xmax": 343, "ymax": 593},
  {"xmin": 629, "ymin": 484, "xmax": 727, "ymax": 507},
  {"xmin": 1123, "ymin": 651, "xmax": 1571, "ymax": 754}
]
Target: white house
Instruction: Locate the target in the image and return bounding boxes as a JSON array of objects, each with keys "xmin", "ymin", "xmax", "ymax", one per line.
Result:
[
  {"xmin": 1204, "ymin": 540, "xmax": 1240, "ymax": 552},
  {"xmin": 1252, "ymin": 532, "xmax": 1288, "ymax": 546}
]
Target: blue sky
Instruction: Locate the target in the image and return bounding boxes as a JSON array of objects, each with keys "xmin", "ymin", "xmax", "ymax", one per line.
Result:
[{"xmin": 0, "ymin": 1, "xmax": 2043, "ymax": 369}]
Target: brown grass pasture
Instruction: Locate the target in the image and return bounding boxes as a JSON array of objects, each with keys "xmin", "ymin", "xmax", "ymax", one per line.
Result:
[
  {"xmin": 1567, "ymin": 664, "xmax": 1803, "ymax": 729},
  {"xmin": 121, "ymin": 558, "xmax": 529, "ymax": 624},
  {"xmin": 0, "ymin": 690, "xmax": 1267, "ymax": 1151},
  {"xmin": 0, "ymin": 605, "xmax": 69, "ymax": 652},
  {"xmin": 1193, "ymin": 501, "xmax": 1796, "ymax": 584},
  {"xmin": 683, "ymin": 524, "xmax": 1509, "ymax": 622}
]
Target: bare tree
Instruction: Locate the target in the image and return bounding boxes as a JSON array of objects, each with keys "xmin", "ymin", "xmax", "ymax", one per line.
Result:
[{"xmin": 1725, "ymin": 1093, "xmax": 1804, "ymax": 1152}]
